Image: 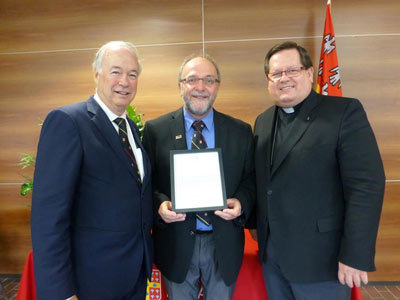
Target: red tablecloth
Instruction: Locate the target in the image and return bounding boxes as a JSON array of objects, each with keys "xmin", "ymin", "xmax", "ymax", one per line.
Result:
[
  {"xmin": 17, "ymin": 234, "xmax": 363, "ymax": 300},
  {"xmin": 233, "ymin": 230, "xmax": 268, "ymax": 299},
  {"xmin": 16, "ymin": 250, "xmax": 36, "ymax": 300}
]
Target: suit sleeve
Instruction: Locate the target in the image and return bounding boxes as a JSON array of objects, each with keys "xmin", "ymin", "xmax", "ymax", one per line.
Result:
[
  {"xmin": 142, "ymin": 121, "xmax": 170, "ymax": 212},
  {"xmin": 337, "ymin": 98, "xmax": 385, "ymax": 271},
  {"xmin": 233, "ymin": 124, "xmax": 256, "ymax": 225},
  {"xmin": 245, "ymin": 115, "xmax": 263, "ymax": 229},
  {"xmin": 31, "ymin": 109, "xmax": 82, "ymax": 298}
]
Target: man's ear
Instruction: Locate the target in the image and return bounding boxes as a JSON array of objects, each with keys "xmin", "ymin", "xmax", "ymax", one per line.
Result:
[
  {"xmin": 265, "ymin": 75, "xmax": 270, "ymax": 86},
  {"xmin": 94, "ymin": 70, "xmax": 99, "ymax": 85},
  {"xmin": 307, "ymin": 66, "xmax": 314, "ymax": 83}
]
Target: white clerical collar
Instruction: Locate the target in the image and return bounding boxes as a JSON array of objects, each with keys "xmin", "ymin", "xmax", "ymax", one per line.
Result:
[{"xmin": 282, "ymin": 107, "xmax": 295, "ymax": 114}]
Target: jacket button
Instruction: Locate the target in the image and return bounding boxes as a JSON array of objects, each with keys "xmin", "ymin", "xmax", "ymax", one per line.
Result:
[
  {"xmin": 189, "ymin": 230, "xmax": 195, "ymax": 236},
  {"xmin": 204, "ymin": 212, "xmax": 208, "ymax": 216},
  {"xmin": 267, "ymin": 190, "xmax": 272, "ymax": 195}
]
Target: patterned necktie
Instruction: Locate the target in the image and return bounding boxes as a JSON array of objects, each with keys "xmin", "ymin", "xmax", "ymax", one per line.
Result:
[
  {"xmin": 191, "ymin": 120, "xmax": 211, "ymax": 226},
  {"xmin": 113, "ymin": 118, "xmax": 142, "ymax": 185},
  {"xmin": 191, "ymin": 120, "xmax": 208, "ymax": 149}
]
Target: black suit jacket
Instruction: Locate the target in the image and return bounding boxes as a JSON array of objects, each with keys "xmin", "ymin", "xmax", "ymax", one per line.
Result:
[
  {"xmin": 31, "ymin": 97, "xmax": 153, "ymax": 299},
  {"xmin": 252, "ymin": 90, "xmax": 385, "ymax": 282},
  {"xmin": 143, "ymin": 108, "xmax": 255, "ymax": 285}
]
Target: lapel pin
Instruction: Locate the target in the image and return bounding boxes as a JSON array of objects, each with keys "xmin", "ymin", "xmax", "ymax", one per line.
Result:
[{"xmin": 175, "ymin": 134, "xmax": 182, "ymax": 139}]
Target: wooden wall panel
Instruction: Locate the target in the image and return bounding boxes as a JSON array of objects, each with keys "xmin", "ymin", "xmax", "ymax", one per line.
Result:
[
  {"xmin": 0, "ymin": 0, "xmax": 399, "ymax": 280},
  {"xmin": 0, "ymin": 0, "xmax": 202, "ymax": 53},
  {"xmin": 0, "ymin": 51, "xmax": 94, "ymax": 182},
  {"xmin": 0, "ymin": 186, "xmax": 31, "ymax": 273},
  {"xmin": 205, "ymin": 0, "xmax": 400, "ymax": 41},
  {"xmin": 370, "ymin": 183, "xmax": 400, "ymax": 281}
]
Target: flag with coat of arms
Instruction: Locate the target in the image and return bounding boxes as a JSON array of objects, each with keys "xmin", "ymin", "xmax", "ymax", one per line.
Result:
[{"xmin": 316, "ymin": 2, "xmax": 364, "ymax": 299}]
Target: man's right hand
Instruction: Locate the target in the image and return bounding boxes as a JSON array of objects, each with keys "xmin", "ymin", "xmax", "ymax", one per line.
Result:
[
  {"xmin": 158, "ymin": 201, "xmax": 186, "ymax": 223},
  {"xmin": 67, "ymin": 295, "xmax": 78, "ymax": 300}
]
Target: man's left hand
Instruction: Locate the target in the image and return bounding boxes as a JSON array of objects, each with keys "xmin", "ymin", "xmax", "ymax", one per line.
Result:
[
  {"xmin": 338, "ymin": 262, "xmax": 368, "ymax": 288},
  {"xmin": 214, "ymin": 198, "xmax": 241, "ymax": 220}
]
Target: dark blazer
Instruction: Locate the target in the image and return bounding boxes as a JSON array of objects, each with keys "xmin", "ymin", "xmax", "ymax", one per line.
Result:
[
  {"xmin": 252, "ymin": 90, "xmax": 385, "ymax": 283},
  {"xmin": 31, "ymin": 96, "xmax": 153, "ymax": 299},
  {"xmin": 143, "ymin": 108, "xmax": 255, "ymax": 286}
]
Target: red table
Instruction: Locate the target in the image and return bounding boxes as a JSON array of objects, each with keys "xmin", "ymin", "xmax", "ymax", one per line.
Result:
[{"xmin": 16, "ymin": 233, "xmax": 363, "ymax": 300}]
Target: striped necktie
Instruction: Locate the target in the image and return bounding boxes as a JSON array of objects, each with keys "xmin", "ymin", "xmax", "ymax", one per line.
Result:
[
  {"xmin": 191, "ymin": 120, "xmax": 211, "ymax": 226},
  {"xmin": 114, "ymin": 117, "xmax": 142, "ymax": 185}
]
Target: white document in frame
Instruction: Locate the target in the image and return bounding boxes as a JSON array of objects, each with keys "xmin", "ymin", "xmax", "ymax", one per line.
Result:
[{"xmin": 173, "ymin": 151, "xmax": 225, "ymax": 210}]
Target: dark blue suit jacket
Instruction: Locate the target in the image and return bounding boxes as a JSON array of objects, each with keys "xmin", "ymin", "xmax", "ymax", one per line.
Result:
[
  {"xmin": 143, "ymin": 108, "xmax": 255, "ymax": 286},
  {"xmin": 31, "ymin": 96, "xmax": 153, "ymax": 299}
]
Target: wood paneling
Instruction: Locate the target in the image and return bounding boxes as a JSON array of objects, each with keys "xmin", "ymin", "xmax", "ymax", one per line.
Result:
[
  {"xmin": 0, "ymin": 51, "xmax": 94, "ymax": 182},
  {"xmin": 204, "ymin": 0, "xmax": 400, "ymax": 41},
  {"xmin": 0, "ymin": 186, "xmax": 31, "ymax": 273},
  {"xmin": 370, "ymin": 183, "xmax": 400, "ymax": 281},
  {"xmin": 0, "ymin": 0, "xmax": 399, "ymax": 280},
  {"xmin": 0, "ymin": 0, "xmax": 202, "ymax": 53}
]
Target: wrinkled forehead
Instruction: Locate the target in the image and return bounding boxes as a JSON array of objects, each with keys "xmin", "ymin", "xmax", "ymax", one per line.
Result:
[{"xmin": 182, "ymin": 57, "xmax": 217, "ymax": 78}]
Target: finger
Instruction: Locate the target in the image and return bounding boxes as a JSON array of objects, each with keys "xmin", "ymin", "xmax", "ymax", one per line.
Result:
[
  {"xmin": 360, "ymin": 272, "xmax": 368, "ymax": 285},
  {"xmin": 345, "ymin": 274, "xmax": 354, "ymax": 288},
  {"xmin": 214, "ymin": 210, "xmax": 233, "ymax": 220},
  {"xmin": 353, "ymin": 274, "xmax": 361, "ymax": 287},
  {"xmin": 222, "ymin": 207, "xmax": 240, "ymax": 216},
  {"xmin": 167, "ymin": 202, "xmax": 172, "ymax": 210},
  {"xmin": 338, "ymin": 270, "xmax": 345, "ymax": 285}
]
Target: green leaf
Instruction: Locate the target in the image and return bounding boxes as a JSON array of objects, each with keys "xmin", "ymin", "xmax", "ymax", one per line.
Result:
[
  {"xmin": 20, "ymin": 182, "xmax": 33, "ymax": 196},
  {"xmin": 126, "ymin": 105, "xmax": 145, "ymax": 140},
  {"xmin": 18, "ymin": 153, "xmax": 36, "ymax": 169}
]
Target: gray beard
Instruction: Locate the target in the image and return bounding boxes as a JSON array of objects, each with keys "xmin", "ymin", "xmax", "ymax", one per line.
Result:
[{"xmin": 182, "ymin": 90, "xmax": 216, "ymax": 117}]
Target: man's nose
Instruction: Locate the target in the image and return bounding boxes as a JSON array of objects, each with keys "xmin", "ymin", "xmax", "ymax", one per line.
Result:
[
  {"xmin": 279, "ymin": 71, "xmax": 290, "ymax": 81},
  {"xmin": 118, "ymin": 75, "xmax": 129, "ymax": 86},
  {"xmin": 194, "ymin": 78, "xmax": 207, "ymax": 89}
]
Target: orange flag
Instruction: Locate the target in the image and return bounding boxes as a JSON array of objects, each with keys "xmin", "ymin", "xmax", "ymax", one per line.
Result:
[
  {"xmin": 316, "ymin": 0, "xmax": 342, "ymax": 96},
  {"xmin": 317, "ymin": 1, "xmax": 363, "ymax": 300}
]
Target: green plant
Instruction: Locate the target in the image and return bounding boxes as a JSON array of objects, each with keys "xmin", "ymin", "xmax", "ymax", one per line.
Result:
[
  {"xmin": 19, "ymin": 153, "xmax": 36, "ymax": 196},
  {"xmin": 19, "ymin": 105, "xmax": 145, "ymax": 196},
  {"xmin": 126, "ymin": 105, "xmax": 145, "ymax": 140}
]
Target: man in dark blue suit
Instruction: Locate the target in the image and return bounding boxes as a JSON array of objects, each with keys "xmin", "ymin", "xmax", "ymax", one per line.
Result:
[{"xmin": 31, "ymin": 41, "xmax": 153, "ymax": 300}]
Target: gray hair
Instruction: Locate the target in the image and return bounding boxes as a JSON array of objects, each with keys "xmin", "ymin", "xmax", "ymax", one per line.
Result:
[
  {"xmin": 92, "ymin": 41, "xmax": 142, "ymax": 75},
  {"xmin": 178, "ymin": 52, "xmax": 221, "ymax": 83}
]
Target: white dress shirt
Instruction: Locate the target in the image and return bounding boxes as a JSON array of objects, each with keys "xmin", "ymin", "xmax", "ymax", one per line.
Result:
[{"xmin": 93, "ymin": 93, "xmax": 144, "ymax": 180}]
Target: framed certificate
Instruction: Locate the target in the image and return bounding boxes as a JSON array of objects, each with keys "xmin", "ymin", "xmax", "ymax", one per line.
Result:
[{"xmin": 170, "ymin": 148, "xmax": 227, "ymax": 212}]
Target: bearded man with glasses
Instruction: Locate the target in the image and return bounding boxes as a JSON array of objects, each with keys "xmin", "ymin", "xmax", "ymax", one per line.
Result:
[
  {"xmin": 143, "ymin": 54, "xmax": 255, "ymax": 300},
  {"xmin": 248, "ymin": 41, "xmax": 385, "ymax": 300}
]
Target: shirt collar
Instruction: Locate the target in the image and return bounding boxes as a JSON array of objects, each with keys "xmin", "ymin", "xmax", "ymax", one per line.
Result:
[
  {"xmin": 93, "ymin": 93, "xmax": 127, "ymax": 122},
  {"xmin": 183, "ymin": 107, "xmax": 214, "ymax": 131}
]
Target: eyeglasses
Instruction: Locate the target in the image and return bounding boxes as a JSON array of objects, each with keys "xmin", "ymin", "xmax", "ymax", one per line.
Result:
[
  {"xmin": 267, "ymin": 67, "xmax": 306, "ymax": 82},
  {"xmin": 180, "ymin": 76, "xmax": 220, "ymax": 86}
]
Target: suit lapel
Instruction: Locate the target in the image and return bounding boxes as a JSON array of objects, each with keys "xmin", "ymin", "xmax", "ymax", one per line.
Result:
[
  {"xmin": 170, "ymin": 108, "xmax": 188, "ymax": 150},
  {"xmin": 87, "ymin": 97, "xmax": 139, "ymax": 180},
  {"xmin": 214, "ymin": 110, "xmax": 225, "ymax": 149},
  {"xmin": 260, "ymin": 107, "xmax": 277, "ymax": 179},
  {"xmin": 127, "ymin": 118, "xmax": 152, "ymax": 188},
  {"xmin": 271, "ymin": 91, "xmax": 322, "ymax": 177}
]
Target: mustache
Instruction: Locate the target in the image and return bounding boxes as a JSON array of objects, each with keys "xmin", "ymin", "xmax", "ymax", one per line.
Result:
[{"xmin": 190, "ymin": 91, "xmax": 210, "ymax": 98}]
